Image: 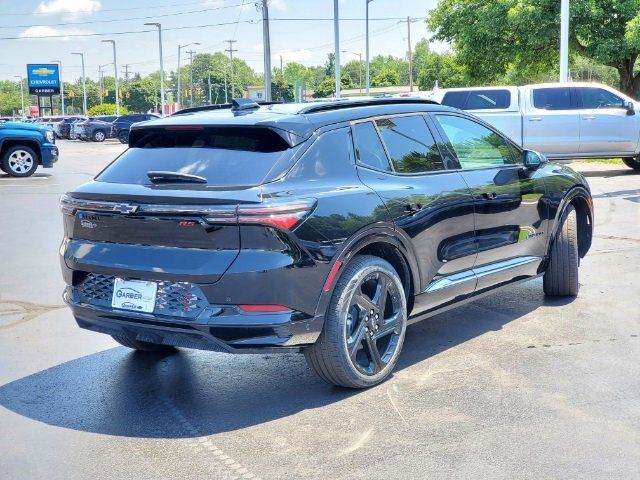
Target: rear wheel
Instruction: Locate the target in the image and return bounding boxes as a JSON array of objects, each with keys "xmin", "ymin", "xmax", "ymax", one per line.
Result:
[
  {"xmin": 305, "ymin": 255, "xmax": 407, "ymax": 388},
  {"xmin": 1, "ymin": 145, "xmax": 38, "ymax": 177},
  {"xmin": 622, "ymin": 157, "xmax": 640, "ymax": 171},
  {"xmin": 117, "ymin": 130, "xmax": 129, "ymax": 144},
  {"xmin": 112, "ymin": 334, "xmax": 177, "ymax": 353},
  {"xmin": 543, "ymin": 205, "xmax": 579, "ymax": 296}
]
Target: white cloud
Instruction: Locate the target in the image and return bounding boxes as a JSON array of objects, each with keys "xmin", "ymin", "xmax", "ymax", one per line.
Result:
[
  {"xmin": 35, "ymin": 0, "xmax": 101, "ymax": 18},
  {"xmin": 19, "ymin": 26, "xmax": 92, "ymax": 41},
  {"xmin": 269, "ymin": 0, "xmax": 287, "ymax": 11},
  {"xmin": 273, "ymin": 49, "xmax": 313, "ymax": 63}
]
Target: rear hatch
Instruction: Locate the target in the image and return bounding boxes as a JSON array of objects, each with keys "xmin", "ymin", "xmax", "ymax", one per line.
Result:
[{"xmin": 62, "ymin": 125, "xmax": 302, "ymax": 283}]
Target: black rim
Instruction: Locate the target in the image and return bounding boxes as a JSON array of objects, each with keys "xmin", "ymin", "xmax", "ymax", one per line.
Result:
[{"xmin": 345, "ymin": 271, "xmax": 403, "ymax": 376}]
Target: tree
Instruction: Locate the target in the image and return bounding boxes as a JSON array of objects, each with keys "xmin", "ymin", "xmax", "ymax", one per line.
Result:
[
  {"xmin": 417, "ymin": 52, "xmax": 468, "ymax": 90},
  {"xmin": 87, "ymin": 103, "xmax": 129, "ymax": 116},
  {"xmin": 313, "ymin": 78, "xmax": 337, "ymax": 98},
  {"xmin": 0, "ymin": 80, "xmax": 24, "ymax": 116},
  {"xmin": 429, "ymin": 0, "xmax": 640, "ymax": 96},
  {"xmin": 372, "ymin": 67, "xmax": 400, "ymax": 87}
]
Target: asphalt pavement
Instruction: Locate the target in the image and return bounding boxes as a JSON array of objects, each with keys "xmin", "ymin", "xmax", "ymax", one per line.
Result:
[{"xmin": 1, "ymin": 140, "xmax": 639, "ymax": 479}]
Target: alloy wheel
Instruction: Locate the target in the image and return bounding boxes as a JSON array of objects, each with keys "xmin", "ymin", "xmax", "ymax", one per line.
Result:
[
  {"xmin": 345, "ymin": 271, "xmax": 403, "ymax": 375},
  {"xmin": 8, "ymin": 150, "xmax": 34, "ymax": 175}
]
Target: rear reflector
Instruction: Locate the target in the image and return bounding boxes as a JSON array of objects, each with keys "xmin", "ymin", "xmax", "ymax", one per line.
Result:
[
  {"xmin": 238, "ymin": 304, "xmax": 292, "ymax": 313},
  {"xmin": 323, "ymin": 260, "xmax": 343, "ymax": 292},
  {"xmin": 164, "ymin": 125, "xmax": 205, "ymax": 130}
]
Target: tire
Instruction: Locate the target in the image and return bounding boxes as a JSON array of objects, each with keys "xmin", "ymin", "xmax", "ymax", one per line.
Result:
[
  {"xmin": 622, "ymin": 157, "xmax": 640, "ymax": 171},
  {"xmin": 1, "ymin": 145, "xmax": 38, "ymax": 177},
  {"xmin": 92, "ymin": 129, "xmax": 106, "ymax": 142},
  {"xmin": 543, "ymin": 205, "xmax": 579, "ymax": 296},
  {"xmin": 111, "ymin": 334, "xmax": 177, "ymax": 353},
  {"xmin": 305, "ymin": 255, "xmax": 407, "ymax": 389},
  {"xmin": 117, "ymin": 130, "xmax": 129, "ymax": 144}
]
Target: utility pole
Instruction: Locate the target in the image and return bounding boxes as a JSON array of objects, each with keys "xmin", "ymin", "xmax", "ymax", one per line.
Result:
[
  {"xmin": 187, "ymin": 49, "xmax": 196, "ymax": 107},
  {"xmin": 144, "ymin": 22, "xmax": 165, "ymax": 115},
  {"xmin": 365, "ymin": 0, "xmax": 374, "ymax": 95},
  {"xmin": 400, "ymin": 17, "xmax": 417, "ymax": 91},
  {"xmin": 334, "ymin": 0, "xmax": 341, "ymax": 98},
  {"xmin": 102, "ymin": 40, "xmax": 119, "ymax": 115},
  {"xmin": 177, "ymin": 42, "xmax": 200, "ymax": 109},
  {"xmin": 50, "ymin": 60, "xmax": 65, "ymax": 114},
  {"xmin": 208, "ymin": 75, "xmax": 212, "ymax": 104},
  {"xmin": 122, "ymin": 64, "xmax": 131, "ymax": 85},
  {"xmin": 560, "ymin": 0, "xmax": 569, "ymax": 82},
  {"xmin": 225, "ymin": 40, "xmax": 237, "ymax": 98},
  {"xmin": 261, "ymin": 1, "xmax": 272, "ymax": 101}
]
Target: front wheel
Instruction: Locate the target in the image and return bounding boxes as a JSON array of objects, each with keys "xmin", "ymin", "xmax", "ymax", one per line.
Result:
[
  {"xmin": 1, "ymin": 145, "xmax": 38, "ymax": 177},
  {"xmin": 622, "ymin": 157, "xmax": 640, "ymax": 171},
  {"xmin": 92, "ymin": 129, "xmax": 106, "ymax": 142},
  {"xmin": 544, "ymin": 205, "xmax": 579, "ymax": 296},
  {"xmin": 305, "ymin": 255, "xmax": 407, "ymax": 389}
]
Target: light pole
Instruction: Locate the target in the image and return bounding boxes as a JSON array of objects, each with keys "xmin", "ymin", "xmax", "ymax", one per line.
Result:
[
  {"xmin": 145, "ymin": 22, "xmax": 165, "ymax": 115},
  {"xmin": 334, "ymin": 0, "xmax": 341, "ymax": 98},
  {"xmin": 102, "ymin": 40, "xmax": 119, "ymax": 115},
  {"xmin": 72, "ymin": 52, "xmax": 87, "ymax": 115},
  {"xmin": 14, "ymin": 76, "xmax": 25, "ymax": 118},
  {"xmin": 177, "ymin": 42, "xmax": 199, "ymax": 109},
  {"xmin": 560, "ymin": 0, "xmax": 569, "ymax": 82},
  {"xmin": 342, "ymin": 51, "xmax": 363, "ymax": 94},
  {"xmin": 50, "ymin": 60, "xmax": 65, "ymax": 114},
  {"xmin": 365, "ymin": 0, "xmax": 374, "ymax": 95}
]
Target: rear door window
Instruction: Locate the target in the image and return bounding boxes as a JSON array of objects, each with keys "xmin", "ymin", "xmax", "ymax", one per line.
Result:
[
  {"xmin": 532, "ymin": 87, "xmax": 574, "ymax": 110},
  {"xmin": 96, "ymin": 127, "xmax": 299, "ymax": 187},
  {"xmin": 352, "ymin": 121, "xmax": 391, "ymax": 171},
  {"xmin": 374, "ymin": 115, "xmax": 445, "ymax": 173},
  {"xmin": 442, "ymin": 90, "xmax": 511, "ymax": 110}
]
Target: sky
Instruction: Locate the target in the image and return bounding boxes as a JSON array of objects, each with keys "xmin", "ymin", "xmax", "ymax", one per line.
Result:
[{"xmin": 0, "ymin": 0, "xmax": 446, "ymax": 82}]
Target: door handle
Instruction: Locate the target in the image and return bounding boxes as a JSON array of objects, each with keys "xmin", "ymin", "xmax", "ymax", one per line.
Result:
[
  {"xmin": 528, "ymin": 117, "xmax": 543, "ymax": 122},
  {"xmin": 582, "ymin": 115, "xmax": 596, "ymax": 120},
  {"xmin": 405, "ymin": 203, "xmax": 421, "ymax": 212},
  {"xmin": 482, "ymin": 192, "xmax": 498, "ymax": 200}
]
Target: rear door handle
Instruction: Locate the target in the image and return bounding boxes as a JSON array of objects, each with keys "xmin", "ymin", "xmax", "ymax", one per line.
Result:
[
  {"xmin": 529, "ymin": 117, "xmax": 543, "ymax": 122},
  {"xmin": 482, "ymin": 192, "xmax": 498, "ymax": 200}
]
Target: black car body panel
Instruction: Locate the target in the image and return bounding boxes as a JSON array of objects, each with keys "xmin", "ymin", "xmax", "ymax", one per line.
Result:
[{"xmin": 60, "ymin": 99, "xmax": 593, "ymax": 353}]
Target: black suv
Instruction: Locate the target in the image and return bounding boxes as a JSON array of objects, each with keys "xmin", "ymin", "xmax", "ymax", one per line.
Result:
[
  {"xmin": 60, "ymin": 98, "xmax": 593, "ymax": 388},
  {"xmin": 112, "ymin": 113, "xmax": 160, "ymax": 144}
]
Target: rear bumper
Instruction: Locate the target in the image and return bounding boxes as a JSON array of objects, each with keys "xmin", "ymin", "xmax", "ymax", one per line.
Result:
[{"xmin": 63, "ymin": 286, "xmax": 323, "ymax": 353}]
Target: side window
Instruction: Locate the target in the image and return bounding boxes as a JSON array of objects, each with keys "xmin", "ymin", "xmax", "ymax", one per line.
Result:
[
  {"xmin": 579, "ymin": 87, "xmax": 625, "ymax": 109},
  {"xmin": 465, "ymin": 90, "xmax": 511, "ymax": 110},
  {"xmin": 434, "ymin": 114, "xmax": 517, "ymax": 169},
  {"xmin": 352, "ymin": 121, "xmax": 391, "ymax": 171},
  {"xmin": 374, "ymin": 115, "xmax": 445, "ymax": 173},
  {"xmin": 441, "ymin": 91, "xmax": 468, "ymax": 109},
  {"xmin": 532, "ymin": 87, "xmax": 573, "ymax": 110},
  {"xmin": 288, "ymin": 128, "xmax": 354, "ymax": 180}
]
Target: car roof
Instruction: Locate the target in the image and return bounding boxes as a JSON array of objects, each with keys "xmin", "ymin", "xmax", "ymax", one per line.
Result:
[{"xmin": 134, "ymin": 98, "xmax": 455, "ymax": 146}]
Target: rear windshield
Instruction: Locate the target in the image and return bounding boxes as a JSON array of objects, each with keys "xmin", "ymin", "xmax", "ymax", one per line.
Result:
[{"xmin": 96, "ymin": 126, "xmax": 298, "ymax": 187}]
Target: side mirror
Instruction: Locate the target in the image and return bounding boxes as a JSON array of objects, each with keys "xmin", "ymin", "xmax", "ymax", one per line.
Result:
[
  {"xmin": 625, "ymin": 101, "xmax": 636, "ymax": 116},
  {"xmin": 523, "ymin": 150, "xmax": 548, "ymax": 169}
]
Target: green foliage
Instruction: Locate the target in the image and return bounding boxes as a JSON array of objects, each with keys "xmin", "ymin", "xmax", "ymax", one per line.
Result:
[
  {"xmin": 417, "ymin": 52, "xmax": 469, "ymax": 90},
  {"xmin": 372, "ymin": 67, "xmax": 401, "ymax": 87},
  {"xmin": 313, "ymin": 78, "xmax": 337, "ymax": 98},
  {"xmin": 429, "ymin": 0, "xmax": 640, "ymax": 95},
  {"xmin": 0, "ymin": 80, "xmax": 24, "ymax": 116},
  {"xmin": 370, "ymin": 55, "xmax": 409, "ymax": 86},
  {"xmin": 87, "ymin": 103, "xmax": 129, "ymax": 116}
]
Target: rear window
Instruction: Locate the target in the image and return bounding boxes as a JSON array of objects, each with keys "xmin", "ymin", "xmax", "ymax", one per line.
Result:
[
  {"xmin": 441, "ymin": 90, "xmax": 511, "ymax": 110},
  {"xmin": 96, "ymin": 127, "xmax": 298, "ymax": 187},
  {"xmin": 532, "ymin": 87, "xmax": 573, "ymax": 110}
]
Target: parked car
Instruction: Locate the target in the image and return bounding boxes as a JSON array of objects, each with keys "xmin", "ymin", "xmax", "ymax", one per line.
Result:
[
  {"xmin": 54, "ymin": 116, "xmax": 84, "ymax": 140},
  {"xmin": 0, "ymin": 121, "xmax": 58, "ymax": 177},
  {"xmin": 59, "ymin": 98, "xmax": 593, "ymax": 388},
  {"xmin": 431, "ymin": 82, "xmax": 640, "ymax": 171},
  {"xmin": 111, "ymin": 113, "xmax": 159, "ymax": 143},
  {"xmin": 74, "ymin": 116, "xmax": 117, "ymax": 142}
]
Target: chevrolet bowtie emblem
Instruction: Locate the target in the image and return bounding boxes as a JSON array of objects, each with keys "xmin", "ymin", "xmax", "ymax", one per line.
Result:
[{"xmin": 112, "ymin": 203, "xmax": 139, "ymax": 214}]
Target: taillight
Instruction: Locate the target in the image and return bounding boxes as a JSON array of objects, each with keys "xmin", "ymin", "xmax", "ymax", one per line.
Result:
[
  {"xmin": 238, "ymin": 304, "xmax": 292, "ymax": 313},
  {"xmin": 204, "ymin": 199, "xmax": 316, "ymax": 230}
]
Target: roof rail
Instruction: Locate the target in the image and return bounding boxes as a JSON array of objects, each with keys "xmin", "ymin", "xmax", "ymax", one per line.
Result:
[
  {"xmin": 172, "ymin": 99, "xmax": 283, "ymax": 116},
  {"xmin": 298, "ymin": 97, "xmax": 438, "ymax": 114}
]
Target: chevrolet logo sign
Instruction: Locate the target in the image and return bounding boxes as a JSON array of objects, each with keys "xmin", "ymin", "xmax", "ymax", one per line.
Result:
[
  {"xmin": 112, "ymin": 203, "xmax": 139, "ymax": 214},
  {"xmin": 32, "ymin": 67, "xmax": 55, "ymax": 76}
]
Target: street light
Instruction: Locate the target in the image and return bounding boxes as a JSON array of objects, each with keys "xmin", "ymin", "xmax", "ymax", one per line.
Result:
[
  {"xmin": 14, "ymin": 76, "xmax": 25, "ymax": 118},
  {"xmin": 560, "ymin": 0, "xmax": 569, "ymax": 82},
  {"xmin": 365, "ymin": 0, "xmax": 374, "ymax": 95},
  {"xmin": 342, "ymin": 50, "xmax": 363, "ymax": 94},
  {"xmin": 101, "ymin": 40, "xmax": 119, "ymax": 115},
  {"xmin": 49, "ymin": 60, "xmax": 65, "ymax": 114},
  {"xmin": 177, "ymin": 42, "xmax": 200, "ymax": 108},
  {"xmin": 72, "ymin": 52, "xmax": 87, "ymax": 115},
  {"xmin": 144, "ymin": 22, "xmax": 165, "ymax": 115}
]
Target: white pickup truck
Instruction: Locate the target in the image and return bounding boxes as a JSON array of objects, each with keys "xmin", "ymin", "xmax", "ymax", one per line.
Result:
[{"xmin": 430, "ymin": 82, "xmax": 640, "ymax": 171}]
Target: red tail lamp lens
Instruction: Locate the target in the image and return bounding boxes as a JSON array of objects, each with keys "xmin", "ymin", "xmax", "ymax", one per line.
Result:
[{"xmin": 238, "ymin": 304, "xmax": 292, "ymax": 313}]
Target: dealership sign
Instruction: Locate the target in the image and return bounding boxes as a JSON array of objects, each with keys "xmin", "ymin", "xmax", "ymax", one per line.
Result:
[{"xmin": 27, "ymin": 64, "xmax": 60, "ymax": 95}]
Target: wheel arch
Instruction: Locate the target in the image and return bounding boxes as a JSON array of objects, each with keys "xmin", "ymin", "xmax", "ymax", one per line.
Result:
[
  {"xmin": 0, "ymin": 139, "xmax": 42, "ymax": 165},
  {"xmin": 314, "ymin": 224, "xmax": 421, "ymax": 318},
  {"xmin": 548, "ymin": 186, "xmax": 593, "ymax": 261}
]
